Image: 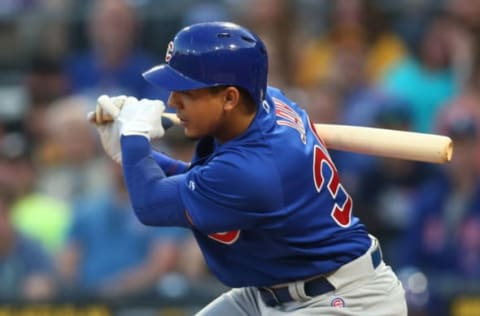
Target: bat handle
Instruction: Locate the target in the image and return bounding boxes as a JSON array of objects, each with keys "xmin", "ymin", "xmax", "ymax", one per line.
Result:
[{"xmin": 161, "ymin": 115, "xmax": 176, "ymax": 130}]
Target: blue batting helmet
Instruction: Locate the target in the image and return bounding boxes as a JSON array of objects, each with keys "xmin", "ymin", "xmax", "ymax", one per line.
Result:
[{"xmin": 143, "ymin": 21, "xmax": 268, "ymax": 105}]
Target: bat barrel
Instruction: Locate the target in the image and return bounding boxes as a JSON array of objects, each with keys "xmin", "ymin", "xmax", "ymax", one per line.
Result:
[{"xmin": 314, "ymin": 124, "xmax": 453, "ymax": 164}]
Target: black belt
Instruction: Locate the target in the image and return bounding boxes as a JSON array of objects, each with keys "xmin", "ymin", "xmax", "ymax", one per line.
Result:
[{"xmin": 259, "ymin": 246, "xmax": 382, "ymax": 307}]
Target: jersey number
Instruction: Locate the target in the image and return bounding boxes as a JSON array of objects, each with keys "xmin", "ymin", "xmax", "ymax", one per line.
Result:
[
  {"xmin": 313, "ymin": 145, "xmax": 352, "ymax": 227},
  {"xmin": 208, "ymin": 230, "xmax": 241, "ymax": 245}
]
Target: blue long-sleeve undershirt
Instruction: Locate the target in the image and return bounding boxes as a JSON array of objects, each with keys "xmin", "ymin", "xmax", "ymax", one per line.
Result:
[
  {"xmin": 120, "ymin": 135, "xmax": 190, "ymax": 227},
  {"xmin": 151, "ymin": 150, "xmax": 189, "ymax": 176}
]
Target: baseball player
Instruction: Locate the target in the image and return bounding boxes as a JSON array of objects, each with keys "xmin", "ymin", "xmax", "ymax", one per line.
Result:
[{"xmin": 92, "ymin": 22, "xmax": 407, "ymax": 315}]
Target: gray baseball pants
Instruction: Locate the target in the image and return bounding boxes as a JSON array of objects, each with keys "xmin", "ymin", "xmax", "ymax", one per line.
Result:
[{"xmin": 195, "ymin": 236, "xmax": 407, "ymax": 315}]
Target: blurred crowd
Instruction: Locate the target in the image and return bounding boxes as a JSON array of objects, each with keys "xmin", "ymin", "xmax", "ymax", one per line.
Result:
[{"xmin": 0, "ymin": 0, "xmax": 479, "ymax": 315}]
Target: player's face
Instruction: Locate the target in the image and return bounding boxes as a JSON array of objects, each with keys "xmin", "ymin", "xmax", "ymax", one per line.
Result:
[{"xmin": 167, "ymin": 88, "xmax": 229, "ymax": 139}]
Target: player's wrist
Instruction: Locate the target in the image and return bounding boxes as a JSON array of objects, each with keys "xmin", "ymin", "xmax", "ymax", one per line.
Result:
[
  {"xmin": 117, "ymin": 98, "xmax": 165, "ymax": 140},
  {"xmin": 120, "ymin": 135, "xmax": 152, "ymax": 165},
  {"xmin": 120, "ymin": 121, "xmax": 152, "ymax": 140}
]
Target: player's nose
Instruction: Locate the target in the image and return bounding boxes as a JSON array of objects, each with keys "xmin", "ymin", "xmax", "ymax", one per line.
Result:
[{"xmin": 167, "ymin": 92, "xmax": 182, "ymax": 109}]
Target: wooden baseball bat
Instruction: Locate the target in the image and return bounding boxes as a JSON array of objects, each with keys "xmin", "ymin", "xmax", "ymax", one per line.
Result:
[
  {"xmin": 313, "ymin": 124, "xmax": 452, "ymax": 164},
  {"xmin": 89, "ymin": 113, "xmax": 453, "ymax": 164}
]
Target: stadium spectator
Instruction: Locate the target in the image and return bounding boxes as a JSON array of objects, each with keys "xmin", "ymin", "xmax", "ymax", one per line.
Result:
[
  {"xmin": 21, "ymin": 54, "xmax": 70, "ymax": 161},
  {"xmin": 446, "ymin": 0, "xmax": 480, "ymax": 33},
  {"xmin": 352, "ymin": 103, "xmax": 439, "ymax": 269},
  {"xmin": 0, "ymin": 187, "xmax": 57, "ymax": 301},
  {"xmin": 380, "ymin": 14, "xmax": 461, "ymax": 133},
  {"xmin": 56, "ymin": 161, "xmax": 187, "ymax": 299},
  {"xmin": 37, "ymin": 95, "xmax": 112, "ymax": 205},
  {"xmin": 309, "ymin": 43, "xmax": 411, "ymax": 194},
  {"xmin": 300, "ymin": 83, "xmax": 343, "ymax": 125},
  {"xmin": 436, "ymin": 39, "xmax": 480, "ymax": 165},
  {"xmin": 295, "ymin": 0, "xmax": 407, "ymax": 88},
  {"xmin": 0, "ymin": 133, "xmax": 71, "ymax": 256},
  {"xmin": 63, "ymin": 0, "xmax": 163, "ymax": 102},
  {"xmin": 400, "ymin": 113, "xmax": 480, "ymax": 314}
]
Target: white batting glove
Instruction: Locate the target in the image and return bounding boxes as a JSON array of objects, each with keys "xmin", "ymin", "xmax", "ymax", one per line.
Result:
[
  {"xmin": 97, "ymin": 120, "xmax": 122, "ymax": 163},
  {"xmin": 116, "ymin": 97, "xmax": 165, "ymax": 140},
  {"xmin": 96, "ymin": 94, "xmax": 127, "ymax": 123},
  {"xmin": 88, "ymin": 95, "xmax": 128, "ymax": 163}
]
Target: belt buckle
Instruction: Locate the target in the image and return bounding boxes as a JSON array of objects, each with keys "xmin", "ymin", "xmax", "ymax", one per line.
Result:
[{"xmin": 260, "ymin": 286, "xmax": 281, "ymax": 306}]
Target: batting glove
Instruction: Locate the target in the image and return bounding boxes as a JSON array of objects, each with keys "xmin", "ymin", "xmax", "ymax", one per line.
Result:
[
  {"xmin": 95, "ymin": 94, "xmax": 127, "ymax": 123},
  {"xmin": 88, "ymin": 95, "xmax": 128, "ymax": 163},
  {"xmin": 116, "ymin": 97, "xmax": 165, "ymax": 140}
]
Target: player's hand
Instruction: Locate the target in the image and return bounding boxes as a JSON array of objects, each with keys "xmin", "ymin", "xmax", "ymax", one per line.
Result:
[
  {"xmin": 86, "ymin": 94, "xmax": 127, "ymax": 124},
  {"xmin": 96, "ymin": 94, "xmax": 127, "ymax": 124},
  {"xmin": 97, "ymin": 119, "xmax": 122, "ymax": 163},
  {"xmin": 88, "ymin": 95, "xmax": 128, "ymax": 163},
  {"xmin": 116, "ymin": 97, "xmax": 166, "ymax": 140}
]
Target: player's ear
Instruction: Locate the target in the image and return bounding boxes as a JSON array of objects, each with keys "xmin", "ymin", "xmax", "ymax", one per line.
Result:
[{"xmin": 223, "ymin": 86, "xmax": 240, "ymax": 111}]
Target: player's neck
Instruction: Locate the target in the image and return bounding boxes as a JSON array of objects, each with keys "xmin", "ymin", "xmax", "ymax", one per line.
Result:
[{"xmin": 214, "ymin": 108, "xmax": 257, "ymax": 144}]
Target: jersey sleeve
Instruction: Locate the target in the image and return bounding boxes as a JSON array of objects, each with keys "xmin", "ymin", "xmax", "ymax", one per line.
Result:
[
  {"xmin": 179, "ymin": 150, "xmax": 285, "ymax": 234},
  {"xmin": 121, "ymin": 135, "xmax": 190, "ymax": 227}
]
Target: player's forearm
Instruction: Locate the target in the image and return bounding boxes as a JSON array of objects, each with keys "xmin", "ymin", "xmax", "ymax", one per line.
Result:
[
  {"xmin": 121, "ymin": 135, "xmax": 190, "ymax": 227},
  {"xmin": 152, "ymin": 151, "xmax": 189, "ymax": 176}
]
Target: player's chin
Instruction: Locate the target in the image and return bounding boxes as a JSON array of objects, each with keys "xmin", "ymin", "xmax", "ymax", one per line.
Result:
[{"xmin": 183, "ymin": 127, "xmax": 202, "ymax": 140}]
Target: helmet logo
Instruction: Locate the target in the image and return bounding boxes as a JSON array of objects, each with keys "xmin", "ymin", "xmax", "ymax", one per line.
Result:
[{"xmin": 165, "ymin": 41, "xmax": 174, "ymax": 63}]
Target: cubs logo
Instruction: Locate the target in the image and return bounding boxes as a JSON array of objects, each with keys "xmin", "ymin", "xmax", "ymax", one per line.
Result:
[
  {"xmin": 165, "ymin": 41, "xmax": 174, "ymax": 62},
  {"xmin": 330, "ymin": 297, "xmax": 345, "ymax": 308}
]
